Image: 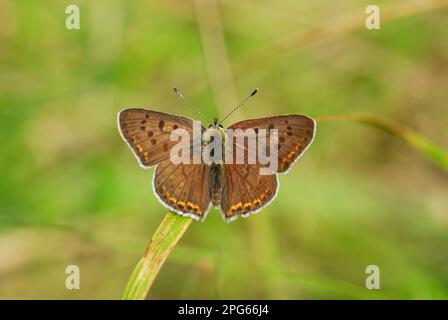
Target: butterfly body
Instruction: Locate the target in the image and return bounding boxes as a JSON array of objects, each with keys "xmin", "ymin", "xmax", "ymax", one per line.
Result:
[{"xmin": 118, "ymin": 108, "xmax": 316, "ymax": 222}]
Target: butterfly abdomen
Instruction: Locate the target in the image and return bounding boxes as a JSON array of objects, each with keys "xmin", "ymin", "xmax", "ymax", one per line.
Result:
[{"xmin": 210, "ymin": 164, "xmax": 223, "ymax": 207}]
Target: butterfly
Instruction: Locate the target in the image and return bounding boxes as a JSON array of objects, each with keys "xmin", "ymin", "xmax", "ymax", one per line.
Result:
[{"xmin": 118, "ymin": 88, "xmax": 316, "ymax": 222}]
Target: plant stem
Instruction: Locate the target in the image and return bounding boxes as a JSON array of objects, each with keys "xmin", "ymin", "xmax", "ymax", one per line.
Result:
[{"xmin": 122, "ymin": 212, "xmax": 193, "ymax": 300}]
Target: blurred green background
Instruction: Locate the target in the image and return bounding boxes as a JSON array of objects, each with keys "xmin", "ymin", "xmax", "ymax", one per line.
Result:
[{"xmin": 1, "ymin": 0, "xmax": 448, "ymax": 299}]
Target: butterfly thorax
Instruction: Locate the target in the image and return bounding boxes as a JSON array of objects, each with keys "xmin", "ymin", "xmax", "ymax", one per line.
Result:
[
  {"xmin": 202, "ymin": 125, "xmax": 225, "ymax": 161},
  {"xmin": 202, "ymin": 125, "xmax": 225, "ymax": 146}
]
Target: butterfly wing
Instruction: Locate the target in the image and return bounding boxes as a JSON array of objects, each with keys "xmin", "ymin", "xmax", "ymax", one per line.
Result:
[
  {"xmin": 229, "ymin": 115, "xmax": 316, "ymax": 173},
  {"xmin": 221, "ymin": 163, "xmax": 278, "ymax": 221},
  {"xmin": 153, "ymin": 160, "xmax": 211, "ymax": 220},
  {"xmin": 118, "ymin": 108, "xmax": 211, "ymax": 220},
  {"xmin": 118, "ymin": 108, "xmax": 197, "ymax": 168},
  {"xmin": 220, "ymin": 115, "xmax": 316, "ymax": 221}
]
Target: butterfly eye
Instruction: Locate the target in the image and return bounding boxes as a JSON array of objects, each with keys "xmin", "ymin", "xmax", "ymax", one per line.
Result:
[
  {"xmin": 208, "ymin": 124, "xmax": 212, "ymax": 128},
  {"xmin": 219, "ymin": 124, "xmax": 223, "ymax": 128}
]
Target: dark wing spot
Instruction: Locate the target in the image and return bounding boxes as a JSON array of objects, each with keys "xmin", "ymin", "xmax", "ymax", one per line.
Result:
[
  {"xmin": 163, "ymin": 142, "xmax": 168, "ymax": 152},
  {"xmin": 145, "ymin": 114, "xmax": 149, "ymax": 119},
  {"xmin": 159, "ymin": 120, "xmax": 165, "ymax": 131},
  {"xmin": 140, "ymin": 126, "xmax": 146, "ymax": 131},
  {"xmin": 141, "ymin": 120, "xmax": 146, "ymax": 124},
  {"xmin": 151, "ymin": 139, "xmax": 157, "ymax": 145},
  {"xmin": 287, "ymin": 131, "xmax": 293, "ymax": 136},
  {"xmin": 173, "ymin": 124, "xmax": 178, "ymax": 130},
  {"xmin": 279, "ymin": 137, "xmax": 285, "ymax": 143},
  {"xmin": 148, "ymin": 131, "xmax": 154, "ymax": 137},
  {"xmin": 287, "ymin": 126, "xmax": 292, "ymax": 131},
  {"xmin": 268, "ymin": 124, "xmax": 275, "ymax": 130}
]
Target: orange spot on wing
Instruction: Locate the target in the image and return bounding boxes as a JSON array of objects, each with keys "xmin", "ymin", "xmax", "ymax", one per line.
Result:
[
  {"xmin": 287, "ymin": 151, "xmax": 296, "ymax": 159},
  {"xmin": 177, "ymin": 201, "xmax": 186, "ymax": 210},
  {"xmin": 168, "ymin": 197, "xmax": 176, "ymax": 205}
]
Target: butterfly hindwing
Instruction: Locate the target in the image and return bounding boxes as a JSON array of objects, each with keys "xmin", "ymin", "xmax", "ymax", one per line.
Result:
[
  {"xmin": 153, "ymin": 159, "xmax": 211, "ymax": 220},
  {"xmin": 221, "ymin": 163, "xmax": 278, "ymax": 221}
]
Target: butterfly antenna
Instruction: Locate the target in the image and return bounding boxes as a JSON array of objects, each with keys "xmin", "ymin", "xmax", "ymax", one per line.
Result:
[
  {"xmin": 173, "ymin": 87, "xmax": 212, "ymax": 125},
  {"xmin": 220, "ymin": 88, "xmax": 258, "ymax": 123}
]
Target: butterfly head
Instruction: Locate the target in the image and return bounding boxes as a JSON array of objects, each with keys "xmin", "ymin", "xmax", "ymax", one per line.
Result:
[
  {"xmin": 203, "ymin": 117, "xmax": 225, "ymax": 146},
  {"xmin": 209, "ymin": 117, "xmax": 223, "ymax": 129}
]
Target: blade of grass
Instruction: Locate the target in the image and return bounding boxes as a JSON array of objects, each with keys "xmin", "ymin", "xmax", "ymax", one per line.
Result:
[
  {"xmin": 317, "ymin": 113, "xmax": 448, "ymax": 173},
  {"xmin": 122, "ymin": 212, "xmax": 193, "ymax": 300}
]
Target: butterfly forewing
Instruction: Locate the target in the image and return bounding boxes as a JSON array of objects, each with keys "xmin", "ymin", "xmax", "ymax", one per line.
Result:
[
  {"xmin": 118, "ymin": 109, "xmax": 198, "ymax": 167},
  {"xmin": 229, "ymin": 115, "xmax": 316, "ymax": 173}
]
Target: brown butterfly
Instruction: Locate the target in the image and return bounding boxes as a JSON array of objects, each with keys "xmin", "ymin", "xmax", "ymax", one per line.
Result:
[{"xmin": 118, "ymin": 89, "xmax": 316, "ymax": 222}]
